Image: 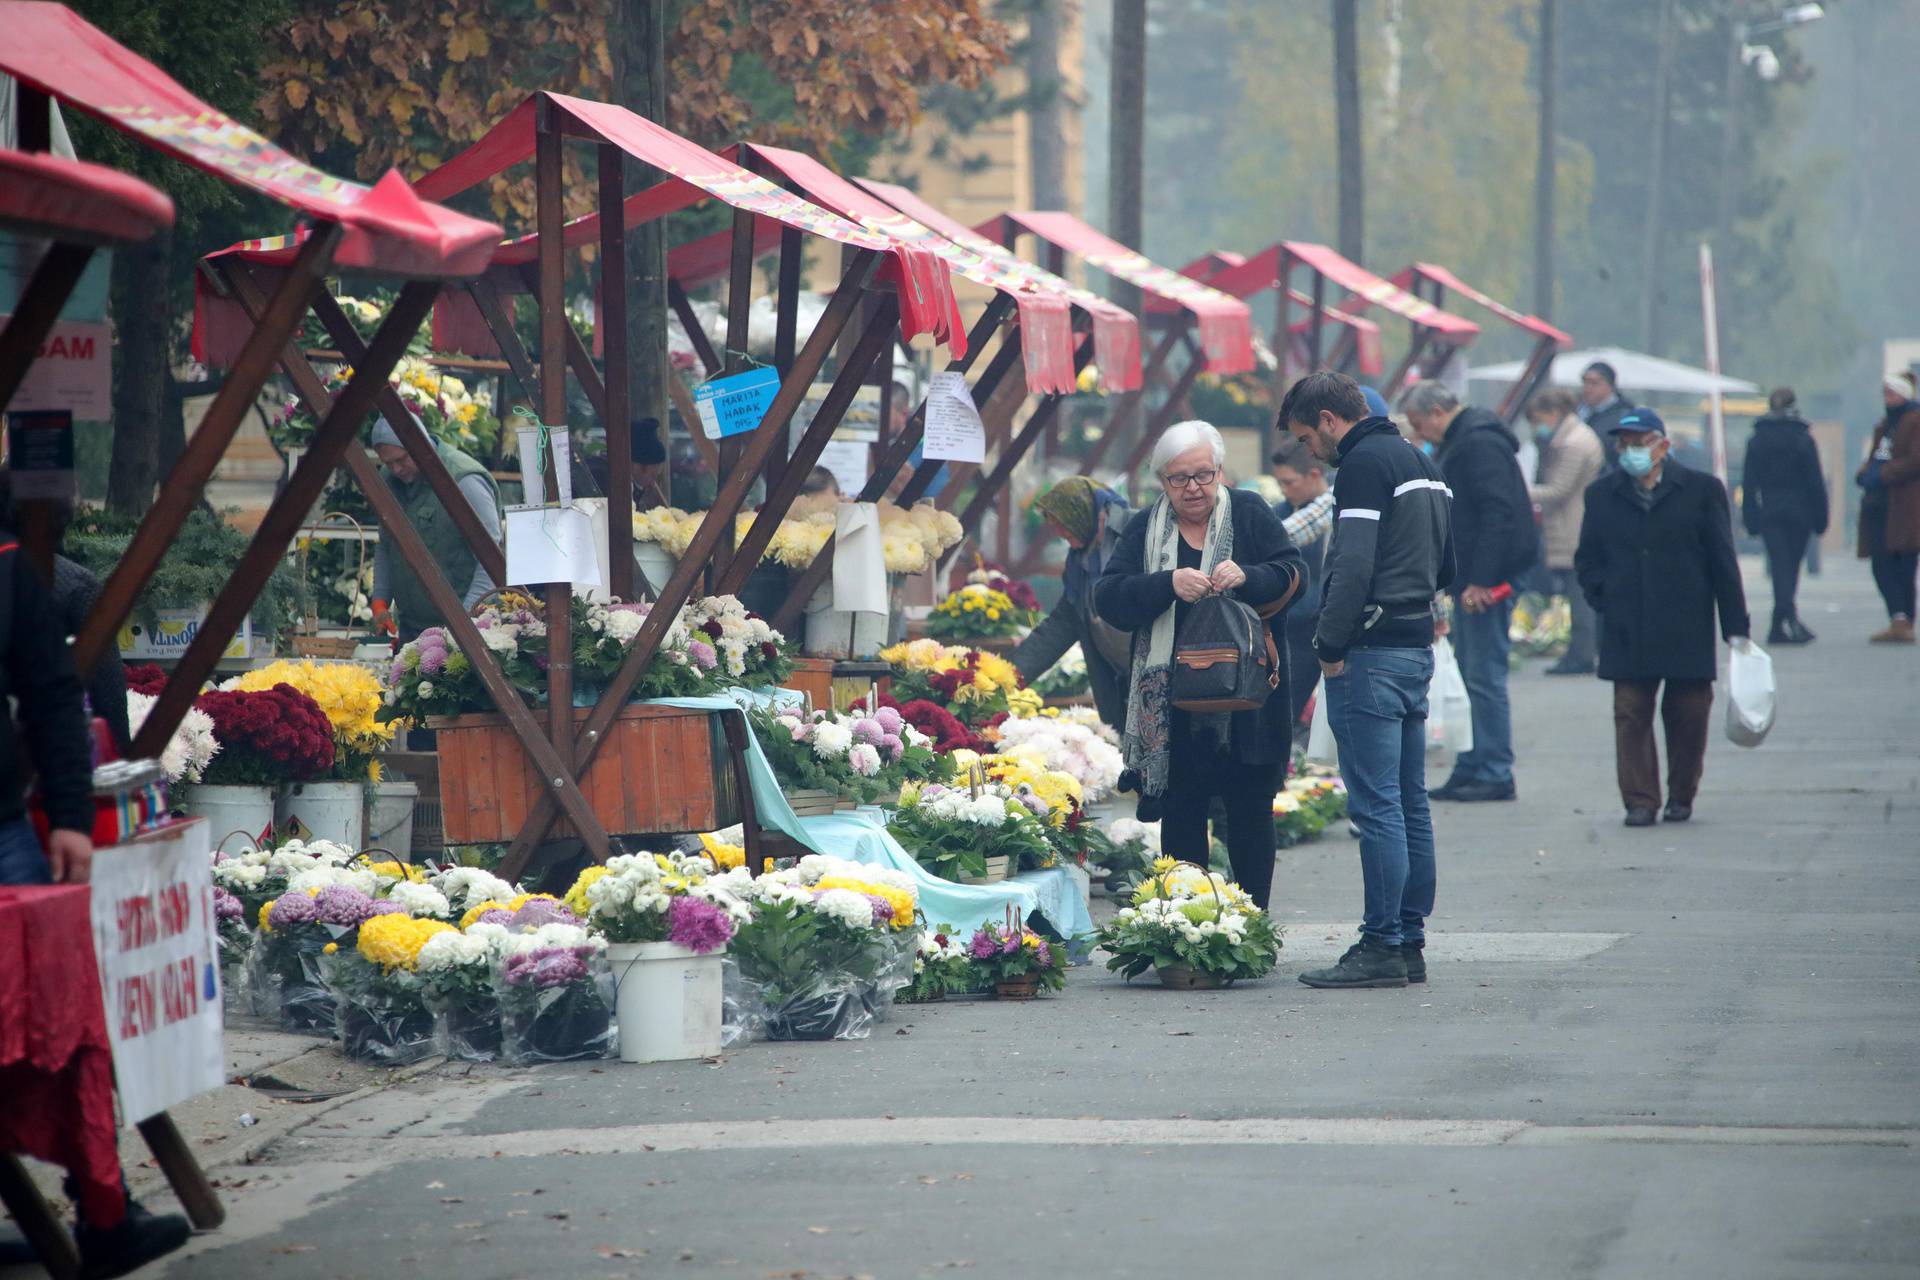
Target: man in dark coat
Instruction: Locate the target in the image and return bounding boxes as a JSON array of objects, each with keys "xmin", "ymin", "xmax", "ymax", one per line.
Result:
[
  {"xmin": 1575, "ymin": 409, "xmax": 1750, "ymax": 827},
  {"xmin": 1740, "ymin": 387, "xmax": 1828, "ymax": 645},
  {"xmin": 1579, "ymin": 360, "xmax": 1635, "ymax": 468},
  {"xmin": 1401, "ymin": 380, "xmax": 1537, "ymax": 803}
]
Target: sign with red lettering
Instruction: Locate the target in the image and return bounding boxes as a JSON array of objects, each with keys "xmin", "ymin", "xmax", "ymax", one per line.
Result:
[
  {"xmin": 0, "ymin": 318, "xmax": 110, "ymax": 419},
  {"xmin": 88, "ymin": 820, "xmax": 224, "ymax": 1124}
]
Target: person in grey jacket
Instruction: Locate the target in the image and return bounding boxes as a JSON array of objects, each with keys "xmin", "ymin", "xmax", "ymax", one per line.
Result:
[
  {"xmin": 368, "ymin": 412, "xmax": 502, "ymax": 640},
  {"xmin": 1012, "ymin": 477, "xmax": 1132, "ymax": 732},
  {"xmin": 1527, "ymin": 389, "xmax": 1606, "ymax": 673}
]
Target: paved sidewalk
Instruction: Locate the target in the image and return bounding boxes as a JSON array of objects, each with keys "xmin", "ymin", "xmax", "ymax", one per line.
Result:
[{"xmin": 35, "ymin": 557, "xmax": 1920, "ymax": 1279}]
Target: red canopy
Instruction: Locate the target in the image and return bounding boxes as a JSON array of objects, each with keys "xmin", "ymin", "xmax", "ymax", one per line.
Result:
[
  {"xmin": 861, "ymin": 180, "xmax": 1141, "ymax": 392},
  {"xmin": 0, "ymin": 148, "xmax": 173, "ymax": 244},
  {"xmin": 734, "ymin": 144, "xmax": 1076, "ymax": 395},
  {"xmin": 993, "ymin": 211, "xmax": 1254, "ymax": 375},
  {"xmin": 410, "ymin": 93, "xmax": 964, "ymax": 354},
  {"xmin": 1179, "ymin": 249, "xmax": 1385, "ymax": 377},
  {"xmin": 1392, "ymin": 263, "xmax": 1571, "ymax": 348},
  {"xmin": 0, "ymin": 2, "xmax": 499, "ymax": 277},
  {"xmin": 1219, "ymin": 244, "xmax": 1480, "ymax": 344}
]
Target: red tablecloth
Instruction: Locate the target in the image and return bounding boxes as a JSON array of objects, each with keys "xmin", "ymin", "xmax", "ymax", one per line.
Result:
[{"xmin": 0, "ymin": 884, "xmax": 124, "ymax": 1226}]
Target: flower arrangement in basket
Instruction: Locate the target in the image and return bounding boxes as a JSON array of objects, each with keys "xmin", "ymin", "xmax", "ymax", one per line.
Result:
[
  {"xmin": 1096, "ymin": 859, "xmax": 1281, "ymax": 989},
  {"xmin": 752, "ymin": 704, "xmax": 940, "ymax": 807},
  {"xmin": 987, "ymin": 711, "xmax": 1125, "ymax": 801},
  {"xmin": 192, "ymin": 684, "xmax": 336, "ymax": 786},
  {"xmin": 327, "ymin": 912, "xmax": 455, "ymax": 1064},
  {"xmin": 900, "ymin": 925, "xmax": 978, "ymax": 1003},
  {"xmin": 888, "ymin": 771, "xmax": 1054, "ymax": 883},
  {"xmin": 225, "ymin": 659, "xmax": 396, "ymax": 780},
  {"xmin": 726, "ymin": 856, "xmax": 919, "ymax": 1041},
  {"xmin": 1272, "ymin": 773, "xmax": 1348, "ymax": 848},
  {"xmin": 967, "ymin": 911, "xmax": 1069, "ymax": 999}
]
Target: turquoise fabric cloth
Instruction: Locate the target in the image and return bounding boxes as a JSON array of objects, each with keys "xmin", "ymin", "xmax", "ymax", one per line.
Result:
[{"xmin": 645, "ymin": 693, "xmax": 1094, "ymax": 941}]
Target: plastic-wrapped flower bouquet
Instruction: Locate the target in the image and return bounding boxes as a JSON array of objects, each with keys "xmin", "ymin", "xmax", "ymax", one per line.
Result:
[
  {"xmin": 887, "ymin": 779, "xmax": 1054, "ymax": 883},
  {"xmin": 328, "ymin": 912, "xmax": 456, "ymax": 1063},
  {"xmin": 1096, "ymin": 859, "xmax": 1281, "ymax": 989},
  {"xmin": 568, "ymin": 852, "xmax": 747, "ymax": 952},
  {"xmin": 497, "ymin": 924, "xmax": 615, "ymax": 1063}
]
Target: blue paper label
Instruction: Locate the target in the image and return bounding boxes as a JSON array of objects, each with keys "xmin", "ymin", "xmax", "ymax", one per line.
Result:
[{"xmin": 692, "ymin": 367, "xmax": 781, "ymax": 441}]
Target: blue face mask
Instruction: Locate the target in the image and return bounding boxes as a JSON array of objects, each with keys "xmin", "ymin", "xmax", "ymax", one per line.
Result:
[
  {"xmin": 1619, "ymin": 444, "xmax": 1656, "ymax": 477},
  {"xmin": 1534, "ymin": 424, "xmax": 1556, "ymax": 443},
  {"xmin": 1418, "ymin": 440, "xmax": 1436, "ymax": 457}
]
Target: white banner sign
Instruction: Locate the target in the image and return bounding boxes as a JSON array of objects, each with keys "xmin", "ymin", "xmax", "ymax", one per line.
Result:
[
  {"xmin": 0, "ymin": 318, "xmax": 110, "ymax": 418},
  {"xmin": 920, "ymin": 371, "xmax": 986, "ymax": 464},
  {"xmin": 89, "ymin": 820, "xmax": 225, "ymax": 1125}
]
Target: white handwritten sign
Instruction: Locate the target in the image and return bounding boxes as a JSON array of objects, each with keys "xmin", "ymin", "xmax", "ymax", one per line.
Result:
[
  {"xmin": 920, "ymin": 371, "xmax": 985, "ymax": 464},
  {"xmin": 89, "ymin": 821, "xmax": 225, "ymax": 1125}
]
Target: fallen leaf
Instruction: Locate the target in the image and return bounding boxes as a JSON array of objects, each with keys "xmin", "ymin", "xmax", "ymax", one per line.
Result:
[
  {"xmin": 426, "ymin": 1181, "xmax": 445, "ymax": 1190},
  {"xmin": 546, "ymin": 1212, "xmax": 570, "ymax": 1221},
  {"xmin": 272, "ymin": 1245, "xmax": 316, "ymax": 1255},
  {"xmin": 806, "ymin": 1225, "xmax": 830, "ymax": 1234},
  {"xmin": 917, "ymin": 1176, "xmax": 940, "ymax": 1185},
  {"xmin": 597, "ymin": 1246, "xmax": 648, "ymax": 1259},
  {"xmin": 1168, "ymin": 1031, "xmax": 1193, "ymax": 1036}
]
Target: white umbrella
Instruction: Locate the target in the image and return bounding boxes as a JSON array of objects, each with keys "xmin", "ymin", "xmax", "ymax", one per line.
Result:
[{"xmin": 1468, "ymin": 345, "xmax": 1758, "ymax": 396}]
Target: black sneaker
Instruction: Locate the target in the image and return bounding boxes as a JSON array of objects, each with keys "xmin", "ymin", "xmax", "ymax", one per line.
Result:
[
  {"xmin": 1299, "ymin": 939, "xmax": 1409, "ymax": 989},
  {"xmin": 1434, "ymin": 779, "xmax": 1516, "ymax": 803},
  {"xmin": 1400, "ymin": 942, "xmax": 1427, "ymax": 984},
  {"xmin": 1544, "ymin": 658, "xmax": 1596, "ymax": 675},
  {"xmin": 1624, "ymin": 807, "xmax": 1657, "ymax": 827},
  {"xmin": 1662, "ymin": 801, "xmax": 1692, "ymax": 823},
  {"xmin": 75, "ymin": 1199, "xmax": 191, "ymax": 1279}
]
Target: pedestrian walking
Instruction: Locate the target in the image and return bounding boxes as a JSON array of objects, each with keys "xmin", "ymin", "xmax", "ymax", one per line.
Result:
[
  {"xmin": 1400, "ymin": 380, "xmax": 1537, "ymax": 802},
  {"xmin": 1268, "ymin": 437, "xmax": 1336, "ymax": 741},
  {"xmin": 1013, "ymin": 476, "xmax": 1135, "ymax": 733},
  {"xmin": 1094, "ymin": 421, "xmax": 1305, "ymax": 911},
  {"xmin": 1526, "ymin": 389, "xmax": 1605, "ymax": 674},
  {"xmin": 1857, "ymin": 372, "xmax": 1920, "ymax": 644},
  {"xmin": 1741, "ymin": 387, "xmax": 1829, "ymax": 645},
  {"xmin": 1277, "ymin": 373, "xmax": 1455, "ymax": 990},
  {"xmin": 1579, "ymin": 360, "xmax": 1635, "ymax": 468},
  {"xmin": 1573, "ymin": 409, "xmax": 1751, "ymax": 827}
]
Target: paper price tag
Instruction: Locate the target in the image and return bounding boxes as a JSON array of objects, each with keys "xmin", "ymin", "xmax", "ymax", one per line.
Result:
[
  {"xmin": 921, "ymin": 371, "xmax": 985, "ymax": 463},
  {"xmin": 693, "ymin": 367, "xmax": 781, "ymax": 441}
]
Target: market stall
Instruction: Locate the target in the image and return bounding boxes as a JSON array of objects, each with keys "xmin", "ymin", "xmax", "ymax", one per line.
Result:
[{"xmin": 1367, "ymin": 263, "xmax": 1572, "ymax": 422}]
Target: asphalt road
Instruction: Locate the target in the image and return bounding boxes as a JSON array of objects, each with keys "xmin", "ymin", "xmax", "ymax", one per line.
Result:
[{"xmin": 157, "ymin": 557, "xmax": 1920, "ymax": 1280}]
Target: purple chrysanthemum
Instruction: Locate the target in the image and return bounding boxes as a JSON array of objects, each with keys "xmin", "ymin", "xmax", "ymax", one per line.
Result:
[
  {"xmin": 687, "ymin": 640, "xmax": 718, "ymax": 671},
  {"xmin": 364, "ymin": 900, "xmax": 406, "ymax": 918},
  {"xmin": 311, "ymin": 884, "xmax": 378, "ymax": 927},
  {"xmin": 863, "ymin": 893, "xmax": 894, "ymax": 927},
  {"xmin": 851, "ymin": 717, "xmax": 884, "ymax": 745},
  {"xmin": 507, "ymin": 899, "xmax": 579, "ymax": 931},
  {"xmin": 212, "ymin": 887, "xmax": 244, "ymax": 922},
  {"xmin": 504, "ymin": 946, "xmax": 591, "ymax": 989},
  {"xmin": 417, "ymin": 645, "xmax": 447, "ymax": 676},
  {"xmin": 474, "ymin": 908, "xmax": 516, "ymax": 927},
  {"xmin": 968, "ymin": 931, "xmax": 998, "ymax": 960},
  {"xmin": 267, "ymin": 893, "xmax": 318, "ymax": 929},
  {"xmin": 667, "ymin": 896, "xmax": 736, "ymax": 954},
  {"xmin": 874, "ymin": 706, "xmax": 904, "ymax": 735}
]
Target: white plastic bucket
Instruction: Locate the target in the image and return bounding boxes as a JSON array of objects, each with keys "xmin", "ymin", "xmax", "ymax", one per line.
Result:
[
  {"xmin": 606, "ymin": 941, "xmax": 724, "ymax": 1064},
  {"xmin": 182, "ymin": 784, "xmax": 278, "ymax": 852},
  {"xmin": 802, "ymin": 578, "xmax": 887, "ymax": 659},
  {"xmin": 366, "ymin": 779, "xmax": 419, "ymax": 854},
  {"xmin": 277, "ymin": 781, "xmax": 365, "ymax": 849},
  {"xmin": 634, "ymin": 541, "xmax": 678, "ymax": 599}
]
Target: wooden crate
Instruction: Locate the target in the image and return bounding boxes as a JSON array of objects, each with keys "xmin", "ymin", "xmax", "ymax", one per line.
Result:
[
  {"xmin": 785, "ymin": 657, "xmax": 834, "ymax": 712},
  {"xmin": 427, "ymin": 704, "xmax": 741, "ymax": 843}
]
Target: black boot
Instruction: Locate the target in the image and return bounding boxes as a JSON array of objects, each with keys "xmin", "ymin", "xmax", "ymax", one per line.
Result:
[
  {"xmin": 74, "ymin": 1196, "xmax": 191, "ymax": 1279},
  {"xmin": 1298, "ymin": 938, "xmax": 1409, "ymax": 989},
  {"xmin": 1400, "ymin": 941, "xmax": 1427, "ymax": 984}
]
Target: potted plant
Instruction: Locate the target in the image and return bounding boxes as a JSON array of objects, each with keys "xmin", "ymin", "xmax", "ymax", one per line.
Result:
[
  {"xmin": 182, "ymin": 684, "xmax": 335, "ymax": 843},
  {"xmin": 1096, "ymin": 861, "xmax": 1282, "ymax": 990},
  {"xmin": 966, "ymin": 916, "xmax": 1069, "ymax": 999},
  {"xmin": 416, "ymin": 924, "xmax": 508, "ymax": 1061},
  {"xmin": 888, "ymin": 779, "xmax": 1052, "ymax": 884},
  {"xmin": 251, "ymin": 872, "xmax": 389, "ymax": 1033},
  {"xmin": 496, "ymin": 925, "xmax": 616, "ymax": 1064},
  {"xmin": 570, "ymin": 852, "xmax": 742, "ymax": 1063},
  {"xmin": 227, "ymin": 659, "xmax": 397, "ymax": 848},
  {"xmin": 328, "ymin": 911, "xmax": 455, "ymax": 1064}
]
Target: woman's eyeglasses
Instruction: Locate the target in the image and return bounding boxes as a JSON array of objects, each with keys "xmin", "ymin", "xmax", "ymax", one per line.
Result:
[{"xmin": 1162, "ymin": 469, "xmax": 1219, "ymax": 490}]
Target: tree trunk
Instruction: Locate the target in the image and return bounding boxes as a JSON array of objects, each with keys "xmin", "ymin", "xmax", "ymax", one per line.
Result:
[
  {"xmin": 1106, "ymin": 0, "xmax": 1146, "ymax": 318},
  {"xmin": 1533, "ymin": 0, "xmax": 1556, "ymax": 318},
  {"xmin": 1028, "ymin": 0, "xmax": 1069, "ymax": 213},
  {"xmin": 106, "ymin": 230, "xmax": 173, "ymax": 517},
  {"xmin": 1638, "ymin": 0, "xmax": 1676, "ymax": 353},
  {"xmin": 1332, "ymin": 0, "xmax": 1364, "ymax": 265},
  {"xmin": 611, "ymin": 0, "xmax": 669, "ymax": 483}
]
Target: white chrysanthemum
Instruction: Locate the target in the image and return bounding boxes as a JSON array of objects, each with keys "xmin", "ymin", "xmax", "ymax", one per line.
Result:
[
  {"xmin": 605, "ymin": 610, "xmax": 644, "ymax": 644},
  {"xmin": 433, "ymin": 866, "xmax": 519, "ymax": 907},
  {"xmin": 387, "ymin": 881, "xmax": 452, "ymax": 919},
  {"xmin": 809, "ymin": 721, "xmax": 854, "ymax": 759},
  {"xmin": 287, "ymin": 865, "xmax": 377, "ymax": 896},
  {"xmin": 811, "ymin": 888, "xmax": 878, "ymax": 929},
  {"xmin": 417, "ymin": 930, "xmax": 492, "ymax": 971},
  {"xmin": 966, "ymin": 795, "xmax": 1008, "ymax": 826},
  {"xmin": 847, "ymin": 743, "xmax": 882, "ymax": 777},
  {"xmin": 212, "ymin": 860, "xmax": 267, "ymax": 890}
]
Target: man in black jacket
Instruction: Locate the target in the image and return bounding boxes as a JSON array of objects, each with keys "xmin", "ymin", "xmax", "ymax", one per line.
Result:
[
  {"xmin": 1281, "ymin": 372, "xmax": 1455, "ymax": 990},
  {"xmin": 1579, "ymin": 360, "xmax": 1635, "ymax": 467},
  {"xmin": 1401, "ymin": 381, "xmax": 1537, "ymax": 803},
  {"xmin": 1575, "ymin": 409, "xmax": 1750, "ymax": 827},
  {"xmin": 1741, "ymin": 387, "xmax": 1828, "ymax": 644}
]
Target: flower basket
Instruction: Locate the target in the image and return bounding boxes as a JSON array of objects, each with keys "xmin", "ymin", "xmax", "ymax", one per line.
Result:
[
  {"xmin": 429, "ymin": 704, "xmax": 741, "ymax": 841},
  {"xmin": 960, "ymin": 855, "xmax": 1012, "ymax": 885},
  {"xmin": 1155, "ymin": 962, "xmax": 1225, "ymax": 991},
  {"xmin": 994, "ymin": 974, "xmax": 1040, "ymax": 1000},
  {"xmin": 1096, "ymin": 861, "xmax": 1282, "ymax": 989}
]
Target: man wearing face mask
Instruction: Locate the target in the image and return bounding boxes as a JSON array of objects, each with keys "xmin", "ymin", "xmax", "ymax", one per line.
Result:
[{"xmin": 1574, "ymin": 409, "xmax": 1750, "ymax": 827}]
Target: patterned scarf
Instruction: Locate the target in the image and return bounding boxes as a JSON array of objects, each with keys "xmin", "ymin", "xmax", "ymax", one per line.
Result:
[{"xmin": 1121, "ymin": 485, "xmax": 1234, "ymax": 799}]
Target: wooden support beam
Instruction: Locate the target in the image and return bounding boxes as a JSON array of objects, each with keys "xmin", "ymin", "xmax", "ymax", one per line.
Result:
[
  {"xmin": 497, "ymin": 249, "xmax": 882, "ymax": 878},
  {"xmin": 467, "ymin": 278, "xmax": 544, "ymax": 407},
  {"xmin": 131, "ymin": 282, "xmax": 440, "ymax": 755},
  {"xmin": 75, "ymin": 226, "xmax": 340, "ymax": 676},
  {"xmin": 534, "ymin": 102, "xmax": 574, "ymax": 784},
  {"xmin": 304, "ymin": 286, "xmax": 505, "ymax": 585},
  {"xmin": 1497, "ymin": 337, "xmax": 1558, "ymax": 423},
  {"xmin": 715, "ymin": 297, "xmax": 898, "ymax": 597},
  {"xmin": 768, "ymin": 294, "xmax": 1015, "ymax": 633},
  {"xmin": 0, "ymin": 1154, "xmax": 79, "ymax": 1279},
  {"xmin": 0, "ymin": 243, "xmax": 92, "ymax": 417},
  {"xmin": 712, "ymin": 204, "xmax": 759, "ymax": 584},
  {"xmin": 958, "ymin": 393, "xmax": 1065, "ymax": 534},
  {"xmin": 667, "ymin": 279, "xmax": 721, "ymax": 376},
  {"xmin": 1385, "ymin": 329, "xmax": 1432, "ymax": 394},
  {"xmin": 600, "ymin": 144, "xmax": 634, "ymax": 600},
  {"xmin": 136, "ymin": 1113, "xmax": 224, "ymax": 1229}
]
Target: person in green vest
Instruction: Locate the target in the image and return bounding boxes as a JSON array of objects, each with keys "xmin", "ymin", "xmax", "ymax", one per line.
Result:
[{"xmin": 368, "ymin": 412, "xmax": 502, "ymax": 641}]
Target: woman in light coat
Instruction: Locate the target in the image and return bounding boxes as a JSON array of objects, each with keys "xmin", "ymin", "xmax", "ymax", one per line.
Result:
[{"xmin": 1527, "ymin": 389, "xmax": 1605, "ymax": 674}]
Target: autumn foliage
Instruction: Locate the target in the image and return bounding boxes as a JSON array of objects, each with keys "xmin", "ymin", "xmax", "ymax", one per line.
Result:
[{"xmin": 256, "ymin": 0, "xmax": 1008, "ymax": 232}]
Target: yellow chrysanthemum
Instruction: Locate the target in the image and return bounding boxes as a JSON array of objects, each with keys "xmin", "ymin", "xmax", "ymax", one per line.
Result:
[
  {"xmin": 228, "ymin": 659, "xmax": 394, "ymax": 777},
  {"xmin": 367, "ymin": 860, "xmax": 427, "ymax": 884},
  {"xmin": 258, "ymin": 900, "xmax": 277, "ymax": 933},
  {"xmin": 507, "ymin": 892, "xmax": 558, "ymax": 912},
  {"xmin": 322, "ymin": 941, "xmax": 339, "ymax": 955},
  {"xmin": 357, "ymin": 913, "xmax": 455, "ymax": 972},
  {"xmin": 460, "ymin": 899, "xmax": 513, "ymax": 929},
  {"xmin": 562, "ymin": 865, "xmax": 610, "ymax": 917},
  {"xmin": 814, "ymin": 874, "xmax": 917, "ymax": 931},
  {"xmin": 699, "ymin": 833, "xmax": 745, "ymax": 870}
]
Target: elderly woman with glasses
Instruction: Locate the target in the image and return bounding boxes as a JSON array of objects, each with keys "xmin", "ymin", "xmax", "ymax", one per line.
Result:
[{"xmin": 1093, "ymin": 420, "xmax": 1306, "ymax": 909}]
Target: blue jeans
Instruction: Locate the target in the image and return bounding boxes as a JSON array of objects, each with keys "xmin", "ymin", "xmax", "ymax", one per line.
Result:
[
  {"xmin": 1325, "ymin": 647, "xmax": 1437, "ymax": 947},
  {"xmin": 0, "ymin": 817, "xmax": 54, "ymax": 885},
  {"xmin": 1449, "ymin": 594, "xmax": 1514, "ymax": 784}
]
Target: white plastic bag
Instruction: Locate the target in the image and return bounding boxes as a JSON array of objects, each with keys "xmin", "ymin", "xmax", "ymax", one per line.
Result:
[
  {"xmin": 1426, "ymin": 637, "xmax": 1474, "ymax": 754},
  {"xmin": 1725, "ymin": 637, "xmax": 1775, "ymax": 748},
  {"xmin": 1304, "ymin": 677, "xmax": 1338, "ymax": 766}
]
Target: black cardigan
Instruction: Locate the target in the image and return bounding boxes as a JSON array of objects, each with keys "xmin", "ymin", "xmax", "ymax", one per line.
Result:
[{"xmin": 1093, "ymin": 488, "xmax": 1306, "ymax": 767}]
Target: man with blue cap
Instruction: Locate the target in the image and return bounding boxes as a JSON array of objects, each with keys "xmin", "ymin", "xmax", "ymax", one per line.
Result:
[
  {"xmin": 1573, "ymin": 408, "xmax": 1750, "ymax": 827},
  {"xmin": 368, "ymin": 411, "xmax": 502, "ymax": 640}
]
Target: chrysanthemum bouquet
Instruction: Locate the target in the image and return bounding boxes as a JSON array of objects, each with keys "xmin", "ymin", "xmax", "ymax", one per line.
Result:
[
  {"xmin": 212, "ymin": 837, "xmax": 360, "ymax": 921},
  {"xmin": 752, "ymin": 704, "xmax": 939, "ymax": 805},
  {"xmin": 1097, "ymin": 859, "xmax": 1281, "ymax": 987},
  {"xmin": 568, "ymin": 852, "xmax": 747, "ymax": 952},
  {"xmin": 225, "ymin": 659, "xmax": 396, "ymax": 781},
  {"xmin": 193, "ymin": 685, "xmax": 336, "ymax": 786},
  {"xmin": 963, "ymin": 561, "xmax": 1042, "ymax": 615},
  {"xmin": 988, "ymin": 713, "xmax": 1124, "ymax": 801},
  {"xmin": 926, "ymin": 583, "xmax": 1029, "ymax": 641},
  {"xmin": 497, "ymin": 923, "xmax": 615, "ymax": 1063},
  {"xmin": 887, "ymin": 779, "xmax": 1054, "ymax": 882},
  {"xmin": 880, "ymin": 640, "xmax": 1042, "ymax": 726},
  {"xmin": 966, "ymin": 919, "xmax": 1068, "ymax": 996},
  {"xmin": 127, "ymin": 692, "xmax": 218, "ymax": 784},
  {"xmin": 1273, "ymin": 774, "xmax": 1348, "ymax": 847}
]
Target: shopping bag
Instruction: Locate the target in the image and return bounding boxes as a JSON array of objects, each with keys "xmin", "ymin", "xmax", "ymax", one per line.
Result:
[
  {"xmin": 1426, "ymin": 637, "xmax": 1474, "ymax": 754},
  {"xmin": 1304, "ymin": 678, "xmax": 1338, "ymax": 767},
  {"xmin": 1724, "ymin": 637, "xmax": 1775, "ymax": 748}
]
